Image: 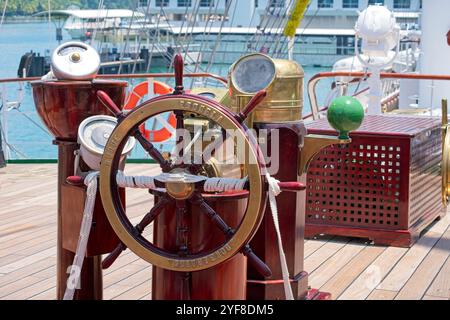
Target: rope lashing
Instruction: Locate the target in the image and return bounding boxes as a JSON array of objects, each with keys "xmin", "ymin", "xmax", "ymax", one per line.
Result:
[
  {"xmin": 203, "ymin": 177, "xmax": 247, "ymax": 192},
  {"xmin": 63, "ymin": 171, "xmax": 99, "ymax": 300},
  {"xmin": 283, "ymin": 0, "xmax": 311, "ymax": 38},
  {"xmin": 116, "ymin": 171, "xmax": 157, "ymax": 189}
]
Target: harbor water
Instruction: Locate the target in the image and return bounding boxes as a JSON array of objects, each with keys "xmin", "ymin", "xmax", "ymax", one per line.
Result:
[{"xmin": 0, "ymin": 22, "xmax": 333, "ymax": 160}]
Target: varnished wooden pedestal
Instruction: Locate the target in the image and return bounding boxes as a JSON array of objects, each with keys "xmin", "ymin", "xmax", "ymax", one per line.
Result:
[
  {"xmin": 152, "ymin": 192, "xmax": 248, "ymax": 300},
  {"xmin": 55, "ymin": 140, "xmax": 120, "ymax": 300},
  {"xmin": 248, "ymin": 122, "xmax": 330, "ymax": 300}
]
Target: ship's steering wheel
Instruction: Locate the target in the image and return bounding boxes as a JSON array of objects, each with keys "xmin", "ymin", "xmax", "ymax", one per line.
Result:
[{"xmin": 96, "ymin": 55, "xmax": 301, "ymax": 276}]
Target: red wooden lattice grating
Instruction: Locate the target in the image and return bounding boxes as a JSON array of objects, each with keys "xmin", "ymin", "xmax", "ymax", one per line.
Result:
[{"xmin": 304, "ymin": 115, "xmax": 444, "ymax": 246}]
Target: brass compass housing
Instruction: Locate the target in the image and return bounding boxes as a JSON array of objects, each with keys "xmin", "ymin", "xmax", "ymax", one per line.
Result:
[{"xmin": 228, "ymin": 53, "xmax": 304, "ymax": 124}]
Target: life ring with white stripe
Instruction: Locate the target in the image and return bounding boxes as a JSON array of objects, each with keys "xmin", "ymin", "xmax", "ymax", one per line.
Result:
[{"xmin": 124, "ymin": 80, "xmax": 176, "ymax": 142}]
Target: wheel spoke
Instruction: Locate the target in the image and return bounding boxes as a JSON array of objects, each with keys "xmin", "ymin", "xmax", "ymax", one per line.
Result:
[
  {"xmin": 133, "ymin": 128, "xmax": 171, "ymax": 172},
  {"xmin": 190, "ymin": 193, "xmax": 234, "ymax": 237},
  {"xmin": 102, "ymin": 196, "xmax": 171, "ymax": 269},
  {"xmin": 190, "ymin": 193, "xmax": 271, "ymax": 277}
]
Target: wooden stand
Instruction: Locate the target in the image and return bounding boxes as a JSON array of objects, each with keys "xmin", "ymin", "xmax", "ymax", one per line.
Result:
[
  {"xmin": 152, "ymin": 192, "xmax": 249, "ymax": 300},
  {"xmin": 55, "ymin": 141, "xmax": 102, "ymax": 299},
  {"xmin": 31, "ymin": 80, "xmax": 127, "ymax": 300},
  {"xmin": 248, "ymin": 122, "xmax": 330, "ymax": 300}
]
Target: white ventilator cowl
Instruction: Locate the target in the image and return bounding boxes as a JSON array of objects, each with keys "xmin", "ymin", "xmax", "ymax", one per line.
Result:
[
  {"xmin": 78, "ymin": 115, "xmax": 136, "ymax": 170},
  {"xmin": 51, "ymin": 41, "xmax": 100, "ymax": 80},
  {"xmin": 355, "ymin": 5, "xmax": 400, "ymax": 57}
]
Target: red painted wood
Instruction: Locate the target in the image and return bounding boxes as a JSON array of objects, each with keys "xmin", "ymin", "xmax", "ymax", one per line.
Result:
[
  {"xmin": 174, "ymin": 54, "xmax": 184, "ymax": 94},
  {"xmin": 66, "ymin": 176, "xmax": 84, "ymax": 186},
  {"xmin": 278, "ymin": 182, "xmax": 306, "ymax": 192},
  {"xmin": 97, "ymin": 90, "xmax": 123, "ymax": 117}
]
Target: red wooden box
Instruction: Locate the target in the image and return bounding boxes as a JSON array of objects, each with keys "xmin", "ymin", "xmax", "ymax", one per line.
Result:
[{"xmin": 304, "ymin": 115, "xmax": 445, "ymax": 247}]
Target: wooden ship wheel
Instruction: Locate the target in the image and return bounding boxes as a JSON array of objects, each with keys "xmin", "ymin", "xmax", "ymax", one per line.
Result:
[{"xmin": 95, "ymin": 55, "xmax": 306, "ymax": 299}]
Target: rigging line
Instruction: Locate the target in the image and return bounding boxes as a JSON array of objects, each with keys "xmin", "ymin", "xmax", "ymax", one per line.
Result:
[
  {"xmin": 47, "ymin": 0, "xmax": 51, "ymax": 43},
  {"xmin": 159, "ymin": 7, "xmax": 204, "ymax": 74},
  {"xmin": 213, "ymin": 0, "xmax": 239, "ymax": 77},
  {"xmin": 118, "ymin": 0, "xmax": 140, "ymax": 75},
  {"xmin": 95, "ymin": 7, "xmax": 110, "ymax": 55},
  {"xmin": 90, "ymin": 0, "xmax": 105, "ymax": 48},
  {"xmin": 250, "ymin": 0, "xmax": 283, "ymax": 53},
  {"xmin": 0, "ymin": 119, "xmax": 27, "ymax": 159},
  {"xmin": 181, "ymin": 0, "xmax": 202, "ymax": 64},
  {"xmin": 146, "ymin": 6, "xmax": 164, "ymax": 73},
  {"xmin": 269, "ymin": 0, "xmax": 296, "ymax": 57},
  {"xmin": 132, "ymin": 0, "xmax": 153, "ymax": 74},
  {"xmin": 257, "ymin": 1, "xmax": 291, "ymax": 55},
  {"xmin": 205, "ymin": 0, "xmax": 235, "ymax": 75},
  {"xmin": 12, "ymin": 108, "xmax": 52, "ymax": 137},
  {"xmin": 242, "ymin": 1, "xmax": 260, "ymax": 52},
  {"xmin": 0, "ymin": 0, "xmax": 8, "ymax": 30},
  {"xmin": 275, "ymin": 0, "xmax": 308, "ymax": 58},
  {"xmin": 190, "ymin": 0, "xmax": 221, "ymax": 88},
  {"xmin": 246, "ymin": 0, "xmax": 275, "ymax": 53}
]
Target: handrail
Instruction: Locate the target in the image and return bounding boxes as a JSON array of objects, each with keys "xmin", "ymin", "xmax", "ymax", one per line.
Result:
[
  {"xmin": 307, "ymin": 72, "xmax": 450, "ymax": 120},
  {"xmin": 0, "ymin": 72, "xmax": 228, "ymax": 86}
]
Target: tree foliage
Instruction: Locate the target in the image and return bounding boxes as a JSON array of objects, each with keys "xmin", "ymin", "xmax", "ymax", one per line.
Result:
[{"xmin": 3, "ymin": 0, "xmax": 138, "ymax": 16}]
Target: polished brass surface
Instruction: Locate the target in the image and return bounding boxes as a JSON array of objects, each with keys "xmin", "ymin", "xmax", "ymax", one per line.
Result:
[
  {"xmin": 70, "ymin": 53, "xmax": 81, "ymax": 62},
  {"xmin": 299, "ymin": 134, "xmax": 351, "ymax": 175},
  {"xmin": 442, "ymin": 128, "xmax": 450, "ymax": 206},
  {"xmin": 100, "ymin": 96, "xmax": 264, "ymax": 272},
  {"xmin": 228, "ymin": 53, "xmax": 304, "ymax": 124},
  {"xmin": 166, "ymin": 181, "xmax": 195, "ymax": 200},
  {"xmin": 442, "ymin": 99, "xmax": 449, "ymax": 206},
  {"xmin": 190, "ymin": 87, "xmax": 231, "ymax": 107}
]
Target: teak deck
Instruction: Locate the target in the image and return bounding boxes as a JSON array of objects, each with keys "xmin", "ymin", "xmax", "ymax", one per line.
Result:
[{"xmin": 0, "ymin": 164, "xmax": 449, "ymax": 300}]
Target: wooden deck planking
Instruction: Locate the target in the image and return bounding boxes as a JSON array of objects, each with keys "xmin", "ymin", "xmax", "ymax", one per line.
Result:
[
  {"xmin": 425, "ymin": 256, "xmax": 450, "ymax": 299},
  {"xmin": 321, "ymin": 246, "xmax": 386, "ymax": 299},
  {"xmin": 1, "ymin": 164, "xmax": 450, "ymax": 300},
  {"xmin": 338, "ymin": 246, "xmax": 407, "ymax": 300},
  {"xmin": 377, "ymin": 214, "xmax": 450, "ymax": 292},
  {"xmin": 395, "ymin": 229, "xmax": 450, "ymax": 300}
]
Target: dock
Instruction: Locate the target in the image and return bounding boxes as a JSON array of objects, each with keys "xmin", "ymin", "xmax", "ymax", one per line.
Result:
[{"xmin": 0, "ymin": 164, "xmax": 449, "ymax": 300}]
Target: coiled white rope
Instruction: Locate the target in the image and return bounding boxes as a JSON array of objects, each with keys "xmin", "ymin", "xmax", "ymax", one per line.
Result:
[{"xmin": 63, "ymin": 171, "xmax": 99, "ymax": 300}]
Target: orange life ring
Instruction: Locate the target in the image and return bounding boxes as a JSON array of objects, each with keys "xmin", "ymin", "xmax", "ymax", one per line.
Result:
[{"xmin": 124, "ymin": 80, "xmax": 176, "ymax": 142}]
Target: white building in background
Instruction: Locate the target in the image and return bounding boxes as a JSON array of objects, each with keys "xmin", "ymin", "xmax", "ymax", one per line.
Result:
[{"xmin": 139, "ymin": 0, "xmax": 422, "ymax": 29}]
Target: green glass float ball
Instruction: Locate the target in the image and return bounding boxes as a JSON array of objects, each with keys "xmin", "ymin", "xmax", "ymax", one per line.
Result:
[{"xmin": 327, "ymin": 96, "xmax": 364, "ymax": 139}]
